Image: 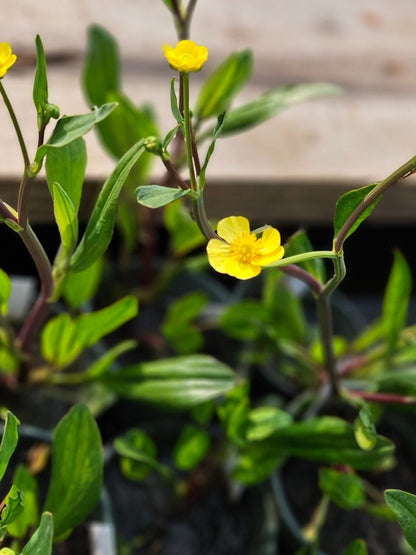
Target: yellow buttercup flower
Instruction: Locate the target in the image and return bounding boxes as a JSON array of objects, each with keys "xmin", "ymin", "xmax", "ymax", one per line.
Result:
[
  {"xmin": 163, "ymin": 40, "xmax": 208, "ymax": 73},
  {"xmin": 207, "ymin": 216, "xmax": 285, "ymax": 280},
  {"xmin": 0, "ymin": 43, "xmax": 16, "ymax": 78}
]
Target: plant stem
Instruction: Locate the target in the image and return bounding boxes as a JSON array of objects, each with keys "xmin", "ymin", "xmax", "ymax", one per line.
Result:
[
  {"xmin": 16, "ymin": 225, "xmax": 54, "ymax": 377},
  {"xmin": 281, "ymin": 264, "xmax": 323, "ymax": 295},
  {"xmin": 334, "ymin": 154, "xmax": 416, "ymax": 253},
  {"xmin": 181, "ymin": 72, "xmax": 198, "ymax": 191},
  {"xmin": 346, "ymin": 390, "xmax": 416, "ymax": 405},
  {"xmin": 0, "ymin": 80, "xmax": 30, "ymax": 169}
]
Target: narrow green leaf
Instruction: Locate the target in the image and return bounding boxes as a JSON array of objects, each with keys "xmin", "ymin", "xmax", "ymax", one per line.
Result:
[
  {"xmin": 385, "ymin": 489, "xmax": 416, "ymax": 550},
  {"xmin": 63, "ymin": 256, "xmax": 103, "ymax": 310},
  {"xmin": 199, "ymin": 112, "xmax": 226, "ymax": 188},
  {"xmin": 44, "ymin": 405, "xmax": 103, "ymax": 541},
  {"xmin": 41, "ymin": 296, "xmax": 138, "ymax": 368},
  {"xmin": 0, "ymin": 412, "xmax": 19, "ymax": 482},
  {"xmin": 33, "ymin": 35, "xmax": 48, "ymax": 116},
  {"xmin": 163, "ymin": 200, "xmax": 205, "ymax": 256},
  {"xmin": 50, "ymin": 182, "xmax": 78, "ymax": 252},
  {"xmin": 219, "ymin": 83, "xmax": 340, "ymax": 135},
  {"xmin": 382, "ymin": 250, "xmax": 412, "ymax": 351},
  {"xmin": 83, "ymin": 25, "xmax": 120, "ymax": 106},
  {"xmin": 343, "ymin": 539, "xmax": 368, "ymax": 555},
  {"xmin": 319, "ymin": 467, "xmax": 365, "ymax": 510},
  {"xmin": 333, "ymin": 183, "xmax": 381, "ymax": 242},
  {"xmin": 170, "ymin": 78, "xmax": 184, "ymax": 125},
  {"xmin": 173, "ymin": 425, "xmax": 211, "ymax": 471},
  {"xmin": 195, "ymin": 50, "xmax": 253, "ymax": 120},
  {"xmin": 284, "ymin": 229, "xmax": 326, "ymax": 282},
  {"xmin": 21, "ymin": 512, "xmax": 53, "ymax": 555},
  {"xmin": 70, "ymin": 139, "xmax": 145, "ymax": 272},
  {"xmin": 86, "ymin": 340, "xmax": 137, "ymax": 378},
  {"xmin": 35, "ymin": 103, "xmax": 117, "ymax": 167},
  {"xmin": 45, "ymin": 138, "xmax": 87, "ymax": 213},
  {"xmin": 98, "ymin": 354, "xmax": 236, "ymax": 409},
  {"xmin": 0, "ymin": 268, "xmax": 11, "ymax": 315},
  {"xmin": 221, "ymin": 300, "xmax": 270, "ymax": 341},
  {"xmin": 136, "ymin": 184, "xmax": 191, "ymax": 209},
  {"xmin": 7, "ymin": 465, "xmax": 39, "ymax": 539}
]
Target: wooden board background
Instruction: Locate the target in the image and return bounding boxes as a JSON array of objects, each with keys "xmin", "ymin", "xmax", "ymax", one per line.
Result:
[{"xmin": 2, "ymin": 0, "xmax": 416, "ymax": 224}]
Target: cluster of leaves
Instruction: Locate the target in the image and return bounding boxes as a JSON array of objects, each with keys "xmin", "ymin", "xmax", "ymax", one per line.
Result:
[{"xmin": 0, "ymin": 406, "xmax": 102, "ymax": 553}]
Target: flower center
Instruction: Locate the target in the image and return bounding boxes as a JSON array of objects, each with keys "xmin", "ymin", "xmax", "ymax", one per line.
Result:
[{"xmin": 229, "ymin": 233, "xmax": 260, "ymax": 265}]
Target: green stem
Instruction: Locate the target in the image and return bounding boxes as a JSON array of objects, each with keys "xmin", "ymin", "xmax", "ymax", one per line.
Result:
[
  {"xmin": 334, "ymin": 154, "xmax": 416, "ymax": 253},
  {"xmin": 181, "ymin": 72, "xmax": 198, "ymax": 191},
  {"xmin": 0, "ymin": 80, "xmax": 30, "ymax": 169},
  {"xmin": 192, "ymin": 195, "xmax": 217, "ymax": 240},
  {"xmin": 267, "ymin": 250, "xmax": 338, "ymax": 269}
]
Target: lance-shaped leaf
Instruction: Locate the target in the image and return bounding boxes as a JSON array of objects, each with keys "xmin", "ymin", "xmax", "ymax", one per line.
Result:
[
  {"xmin": 318, "ymin": 467, "xmax": 365, "ymax": 510},
  {"xmin": 217, "ymin": 83, "xmax": 340, "ymax": 136},
  {"xmin": 7, "ymin": 465, "xmax": 39, "ymax": 539},
  {"xmin": 44, "ymin": 405, "xmax": 103, "ymax": 541},
  {"xmin": 21, "ymin": 512, "xmax": 53, "ymax": 555},
  {"xmin": 0, "ymin": 412, "xmax": 19, "ymax": 482},
  {"xmin": 195, "ymin": 50, "xmax": 253, "ymax": 120},
  {"xmin": 382, "ymin": 250, "xmax": 412, "ymax": 351},
  {"xmin": 98, "ymin": 354, "xmax": 236, "ymax": 410},
  {"xmin": 41, "ymin": 296, "xmax": 138, "ymax": 368},
  {"xmin": 34, "ymin": 103, "xmax": 117, "ymax": 168},
  {"xmin": 385, "ymin": 489, "xmax": 416, "ymax": 550},
  {"xmin": 0, "ymin": 485, "xmax": 24, "ymax": 530},
  {"xmin": 70, "ymin": 139, "xmax": 145, "ymax": 272},
  {"xmin": 333, "ymin": 183, "xmax": 381, "ymax": 244},
  {"xmin": 136, "ymin": 184, "xmax": 191, "ymax": 209},
  {"xmin": 199, "ymin": 112, "xmax": 226, "ymax": 188},
  {"xmin": 33, "ymin": 35, "xmax": 48, "ymax": 118},
  {"xmin": 50, "ymin": 183, "xmax": 78, "ymax": 253},
  {"xmin": 45, "ymin": 138, "xmax": 87, "ymax": 214}
]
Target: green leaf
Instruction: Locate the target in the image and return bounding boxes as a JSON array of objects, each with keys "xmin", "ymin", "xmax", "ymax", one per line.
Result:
[
  {"xmin": 385, "ymin": 489, "xmax": 416, "ymax": 550},
  {"xmin": 0, "ymin": 412, "xmax": 19, "ymax": 482},
  {"xmin": 0, "ymin": 485, "xmax": 24, "ymax": 527},
  {"xmin": 319, "ymin": 467, "xmax": 365, "ymax": 510},
  {"xmin": 162, "ymin": 292, "xmax": 208, "ymax": 355},
  {"xmin": 7, "ymin": 465, "xmax": 39, "ymax": 539},
  {"xmin": 98, "ymin": 354, "xmax": 236, "ymax": 410},
  {"xmin": 343, "ymin": 539, "xmax": 368, "ymax": 555},
  {"xmin": 62, "ymin": 256, "xmax": 103, "ymax": 310},
  {"xmin": 246, "ymin": 406, "xmax": 293, "ymax": 441},
  {"xmin": 114, "ymin": 429, "xmax": 158, "ymax": 481},
  {"xmin": 45, "ymin": 138, "xmax": 87, "ymax": 214},
  {"xmin": 0, "ymin": 268, "xmax": 11, "ymax": 315},
  {"xmin": 164, "ymin": 200, "xmax": 205, "ymax": 256},
  {"xmin": 217, "ymin": 382, "xmax": 250, "ymax": 446},
  {"xmin": 170, "ymin": 78, "xmax": 184, "ymax": 125},
  {"xmin": 50, "ymin": 182, "xmax": 78, "ymax": 252},
  {"xmin": 86, "ymin": 340, "xmax": 137, "ymax": 378},
  {"xmin": 354, "ymin": 404, "xmax": 377, "ymax": 451},
  {"xmin": 136, "ymin": 184, "xmax": 191, "ymax": 209},
  {"xmin": 33, "ymin": 35, "xmax": 48, "ymax": 118},
  {"xmin": 44, "ymin": 405, "xmax": 103, "ymax": 541},
  {"xmin": 41, "ymin": 296, "xmax": 138, "ymax": 368},
  {"xmin": 333, "ymin": 183, "xmax": 381, "ymax": 243},
  {"xmin": 376, "ymin": 368, "xmax": 416, "ymax": 397},
  {"xmin": 173, "ymin": 425, "xmax": 211, "ymax": 471},
  {"xmin": 35, "ymin": 104, "xmax": 117, "ymax": 168},
  {"xmin": 219, "ymin": 83, "xmax": 340, "ymax": 135},
  {"xmin": 21, "ymin": 512, "xmax": 53, "ymax": 555},
  {"xmin": 70, "ymin": 139, "xmax": 145, "ymax": 272},
  {"xmin": 232, "ymin": 443, "xmax": 285, "ymax": 485},
  {"xmin": 199, "ymin": 112, "xmax": 226, "ymax": 188},
  {"xmin": 284, "ymin": 229, "xmax": 326, "ymax": 283},
  {"xmin": 382, "ymin": 250, "xmax": 412, "ymax": 351},
  {"xmin": 220, "ymin": 300, "xmax": 270, "ymax": 341},
  {"xmin": 83, "ymin": 25, "xmax": 120, "ymax": 107},
  {"xmin": 246, "ymin": 416, "xmax": 394, "ymax": 471},
  {"xmin": 195, "ymin": 50, "xmax": 252, "ymax": 120}
]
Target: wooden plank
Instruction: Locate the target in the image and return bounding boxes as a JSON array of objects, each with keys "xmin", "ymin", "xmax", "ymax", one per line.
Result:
[{"xmin": 2, "ymin": 0, "xmax": 416, "ymax": 224}]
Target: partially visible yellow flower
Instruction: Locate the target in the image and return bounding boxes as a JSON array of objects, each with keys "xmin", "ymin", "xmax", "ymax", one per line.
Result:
[
  {"xmin": 0, "ymin": 43, "xmax": 16, "ymax": 78},
  {"xmin": 163, "ymin": 40, "xmax": 208, "ymax": 73},
  {"xmin": 207, "ymin": 216, "xmax": 285, "ymax": 280}
]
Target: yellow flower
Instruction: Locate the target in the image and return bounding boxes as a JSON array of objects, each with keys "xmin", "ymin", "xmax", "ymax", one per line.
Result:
[
  {"xmin": 163, "ymin": 40, "xmax": 208, "ymax": 73},
  {"xmin": 0, "ymin": 43, "xmax": 16, "ymax": 78},
  {"xmin": 207, "ymin": 216, "xmax": 285, "ymax": 280}
]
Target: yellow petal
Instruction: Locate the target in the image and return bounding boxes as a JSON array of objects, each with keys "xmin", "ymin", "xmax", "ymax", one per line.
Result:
[
  {"xmin": 206, "ymin": 238, "xmax": 232, "ymax": 273},
  {"xmin": 257, "ymin": 227, "xmax": 284, "ymax": 265},
  {"xmin": 217, "ymin": 216, "xmax": 250, "ymax": 243}
]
